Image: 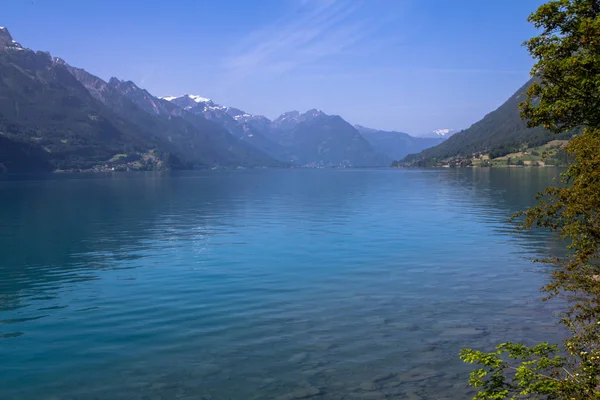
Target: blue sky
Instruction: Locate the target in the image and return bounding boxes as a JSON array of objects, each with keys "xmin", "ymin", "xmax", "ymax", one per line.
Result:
[{"xmin": 3, "ymin": 0, "xmax": 544, "ymax": 135}]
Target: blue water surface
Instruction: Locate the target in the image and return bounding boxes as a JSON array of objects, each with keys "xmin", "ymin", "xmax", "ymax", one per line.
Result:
[{"xmin": 0, "ymin": 168, "xmax": 566, "ymax": 399}]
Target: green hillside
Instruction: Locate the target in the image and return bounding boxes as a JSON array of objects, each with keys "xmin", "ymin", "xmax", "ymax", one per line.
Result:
[{"xmin": 399, "ymin": 79, "xmax": 573, "ymax": 166}]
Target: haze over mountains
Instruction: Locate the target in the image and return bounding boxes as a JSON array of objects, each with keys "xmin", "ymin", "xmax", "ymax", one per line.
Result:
[
  {"xmin": 423, "ymin": 129, "xmax": 458, "ymax": 139},
  {"xmin": 354, "ymin": 126, "xmax": 447, "ymax": 161},
  {"xmin": 0, "ymin": 27, "xmax": 285, "ymax": 172},
  {"xmin": 160, "ymin": 95, "xmax": 397, "ymax": 167},
  {"xmin": 0, "ymin": 26, "xmax": 564, "ymax": 173},
  {"xmin": 0, "ymin": 27, "xmax": 452, "ymax": 173}
]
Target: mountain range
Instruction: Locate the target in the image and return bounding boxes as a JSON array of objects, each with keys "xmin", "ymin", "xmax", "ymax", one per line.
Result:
[
  {"xmin": 160, "ymin": 95, "xmax": 395, "ymax": 167},
  {"xmin": 0, "ymin": 27, "xmax": 450, "ymax": 173},
  {"xmin": 354, "ymin": 125, "xmax": 446, "ymax": 161},
  {"xmin": 0, "ymin": 27, "xmax": 285, "ymax": 172},
  {"xmin": 0, "ymin": 26, "xmax": 567, "ymax": 173}
]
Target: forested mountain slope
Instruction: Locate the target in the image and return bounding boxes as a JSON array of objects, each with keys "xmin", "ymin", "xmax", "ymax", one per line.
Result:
[{"xmin": 400, "ymin": 79, "xmax": 572, "ymax": 166}]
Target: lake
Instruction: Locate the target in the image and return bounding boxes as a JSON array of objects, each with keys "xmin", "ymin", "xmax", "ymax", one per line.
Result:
[{"xmin": 0, "ymin": 168, "xmax": 567, "ymax": 400}]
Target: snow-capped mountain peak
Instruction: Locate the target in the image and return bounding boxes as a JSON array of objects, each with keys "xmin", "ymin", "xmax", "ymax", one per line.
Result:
[
  {"xmin": 160, "ymin": 94, "xmax": 218, "ymax": 112},
  {"xmin": 187, "ymin": 94, "xmax": 211, "ymax": 103},
  {"xmin": 417, "ymin": 128, "xmax": 457, "ymax": 139},
  {"xmin": 433, "ymin": 128, "xmax": 454, "ymax": 137},
  {"xmin": 0, "ymin": 26, "xmax": 24, "ymax": 51},
  {"xmin": 275, "ymin": 109, "xmax": 326, "ymax": 123},
  {"xmin": 233, "ymin": 113, "xmax": 251, "ymax": 121},
  {"xmin": 278, "ymin": 111, "xmax": 301, "ymax": 120},
  {"xmin": 160, "ymin": 94, "xmax": 211, "ymax": 103},
  {"xmin": 305, "ymin": 109, "xmax": 325, "ymax": 118}
]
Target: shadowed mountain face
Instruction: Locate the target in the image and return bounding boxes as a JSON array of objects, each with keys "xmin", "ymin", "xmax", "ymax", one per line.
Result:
[
  {"xmin": 265, "ymin": 110, "xmax": 389, "ymax": 167},
  {"xmin": 0, "ymin": 136, "xmax": 53, "ymax": 173},
  {"xmin": 0, "ymin": 28, "xmax": 281, "ymax": 172},
  {"xmin": 67, "ymin": 70, "xmax": 283, "ymax": 168},
  {"xmin": 355, "ymin": 125, "xmax": 445, "ymax": 161},
  {"xmin": 0, "ymin": 29, "xmax": 174, "ymax": 172},
  {"xmin": 162, "ymin": 95, "xmax": 289, "ymax": 161},
  {"xmin": 162, "ymin": 97, "xmax": 389, "ymax": 167},
  {"xmin": 401, "ymin": 79, "xmax": 573, "ymax": 165}
]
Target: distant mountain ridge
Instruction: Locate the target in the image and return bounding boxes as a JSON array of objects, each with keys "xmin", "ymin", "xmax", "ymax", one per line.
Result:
[
  {"xmin": 69, "ymin": 71, "xmax": 282, "ymax": 168},
  {"xmin": 0, "ymin": 27, "xmax": 282, "ymax": 172},
  {"xmin": 423, "ymin": 129, "xmax": 457, "ymax": 139},
  {"xmin": 354, "ymin": 125, "xmax": 446, "ymax": 161},
  {"xmin": 0, "ymin": 25, "xmax": 457, "ymax": 173},
  {"xmin": 265, "ymin": 110, "xmax": 388, "ymax": 167},
  {"xmin": 162, "ymin": 95, "xmax": 391, "ymax": 167},
  {"xmin": 160, "ymin": 94, "xmax": 289, "ymax": 162}
]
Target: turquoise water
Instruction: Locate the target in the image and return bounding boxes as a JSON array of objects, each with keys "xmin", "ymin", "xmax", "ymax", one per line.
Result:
[{"xmin": 0, "ymin": 168, "xmax": 566, "ymax": 399}]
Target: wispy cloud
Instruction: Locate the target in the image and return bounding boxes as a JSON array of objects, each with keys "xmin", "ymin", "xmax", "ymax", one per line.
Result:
[
  {"xmin": 223, "ymin": 0, "xmax": 400, "ymax": 81},
  {"xmin": 296, "ymin": 66, "xmax": 527, "ymax": 81}
]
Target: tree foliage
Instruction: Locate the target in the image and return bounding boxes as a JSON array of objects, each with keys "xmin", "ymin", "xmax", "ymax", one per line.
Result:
[
  {"xmin": 462, "ymin": 1, "xmax": 600, "ymax": 398},
  {"xmin": 520, "ymin": 0, "xmax": 600, "ymax": 133}
]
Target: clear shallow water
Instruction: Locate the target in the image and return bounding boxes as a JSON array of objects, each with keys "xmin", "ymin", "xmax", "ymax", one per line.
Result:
[{"xmin": 0, "ymin": 168, "xmax": 566, "ymax": 400}]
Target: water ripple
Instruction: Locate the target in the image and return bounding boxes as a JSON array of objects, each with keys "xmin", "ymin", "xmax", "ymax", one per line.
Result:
[{"xmin": 0, "ymin": 168, "xmax": 567, "ymax": 399}]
